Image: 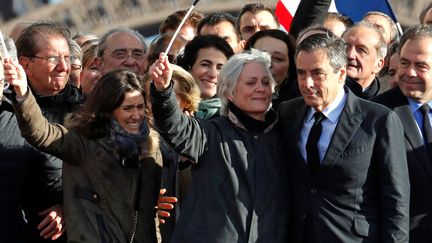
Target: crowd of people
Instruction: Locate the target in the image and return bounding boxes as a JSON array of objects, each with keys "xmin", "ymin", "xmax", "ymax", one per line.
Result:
[{"xmin": 1, "ymin": 1, "xmax": 432, "ymax": 243}]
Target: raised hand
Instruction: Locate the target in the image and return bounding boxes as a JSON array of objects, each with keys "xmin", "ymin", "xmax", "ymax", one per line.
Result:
[
  {"xmin": 2, "ymin": 58, "xmax": 28, "ymax": 98},
  {"xmin": 149, "ymin": 53, "xmax": 173, "ymax": 92}
]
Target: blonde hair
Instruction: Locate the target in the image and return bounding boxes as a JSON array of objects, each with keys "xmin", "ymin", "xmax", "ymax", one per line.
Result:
[{"xmin": 172, "ymin": 65, "xmax": 201, "ymax": 112}]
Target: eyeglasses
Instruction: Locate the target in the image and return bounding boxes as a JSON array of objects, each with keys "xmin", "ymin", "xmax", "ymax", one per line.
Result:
[
  {"xmin": 107, "ymin": 48, "xmax": 146, "ymax": 61},
  {"xmin": 30, "ymin": 55, "xmax": 72, "ymax": 66}
]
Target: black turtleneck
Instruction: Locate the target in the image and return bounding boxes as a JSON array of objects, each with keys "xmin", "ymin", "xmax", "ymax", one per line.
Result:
[
  {"xmin": 228, "ymin": 103, "xmax": 275, "ymax": 133},
  {"xmin": 345, "ymin": 77, "xmax": 380, "ymax": 100}
]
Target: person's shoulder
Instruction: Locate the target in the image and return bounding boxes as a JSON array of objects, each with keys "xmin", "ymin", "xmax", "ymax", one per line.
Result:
[
  {"xmin": 371, "ymin": 86, "xmax": 405, "ymax": 108},
  {"xmin": 356, "ymin": 94, "xmax": 392, "ymax": 113},
  {"xmin": 348, "ymin": 90, "xmax": 396, "ymax": 120},
  {"xmin": 278, "ymin": 96, "xmax": 305, "ymax": 111}
]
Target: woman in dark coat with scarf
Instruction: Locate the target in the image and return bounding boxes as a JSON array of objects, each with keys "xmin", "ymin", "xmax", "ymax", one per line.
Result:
[{"xmin": 149, "ymin": 50, "xmax": 289, "ymax": 243}]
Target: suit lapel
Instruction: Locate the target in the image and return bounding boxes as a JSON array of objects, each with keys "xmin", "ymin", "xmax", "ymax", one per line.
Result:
[
  {"xmin": 392, "ymin": 91, "xmax": 432, "ymax": 181},
  {"xmin": 317, "ymin": 90, "xmax": 362, "ymax": 181},
  {"xmin": 287, "ymin": 102, "xmax": 312, "ymax": 175}
]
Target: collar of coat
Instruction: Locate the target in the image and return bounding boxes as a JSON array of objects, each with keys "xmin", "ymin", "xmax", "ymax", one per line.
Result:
[{"xmin": 227, "ymin": 102, "xmax": 278, "ymax": 134}]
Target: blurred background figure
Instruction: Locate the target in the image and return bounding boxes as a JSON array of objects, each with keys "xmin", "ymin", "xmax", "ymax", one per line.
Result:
[
  {"xmin": 380, "ymin": 41, "xmax": 400, "ymax": 90},
  {"xmin": 246, "ymin": 29, "xmax": 299, "ymax": 108},
  {"xmin": 68, "ymin": 39, "xmax": 82, "ymax": 88},
  {"xmin": 8, "ymin": 21, "xmax": 32, "ymax": 42},
  {"xmin": 322, "ymin": 12, "xmax": 353, "ymax": 37},
  {"xmin": 144, "ymin": 33, "xmax": 188, "ymax": 71},
  {"xmin": 197, "ymin": 12, "xmax": 245, "ymax": 53},
  {"xmin": 159, "ymin": 9, "xmax": 204, "ymax": 42},
  {"xmin": 79, "ymin": 39, "xmax": 101, "ymax": 97},
  {"xmin": 236, "ymin": 2, "xmax": 279, "ymax": 42},
  {"xmin": 420, "ymin": 3, "xmax": 432, "ymax": 24},
  {"xmin": 72, "ymin": 32, "xmax": 98, "ymax": 47}
]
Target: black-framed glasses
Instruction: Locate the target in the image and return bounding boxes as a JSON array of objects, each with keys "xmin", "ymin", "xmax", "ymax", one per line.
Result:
[{"xmin": 30, "ymin": 55, "xmax": 72, "ymax": 66}]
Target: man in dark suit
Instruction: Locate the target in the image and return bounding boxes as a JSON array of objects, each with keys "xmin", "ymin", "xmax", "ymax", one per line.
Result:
[
  {"xmin": 372, "ymin": 24, "xmax": 432, "ymax": 243},
  {"xmin": 279, "ymin": 33, "xmax": 410, "ymax": 243}
]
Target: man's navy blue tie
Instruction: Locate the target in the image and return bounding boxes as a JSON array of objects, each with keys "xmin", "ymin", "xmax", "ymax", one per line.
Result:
[
  {"xmin": 420, "ymin": 104, "xmax": 432, "ymax": 159},
  {"xmin": 306, "ymin": 112, "xmax": 325, "ymax": 177}
]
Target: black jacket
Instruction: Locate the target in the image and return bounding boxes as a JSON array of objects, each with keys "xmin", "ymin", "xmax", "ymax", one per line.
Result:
[
  {"xmin": 345, "ymin": 77, "xmax": 381, "ymax": 100},
  {"xmin": 0, "ymin": 98, "xmax": 52, "ymax": 243},
  {"xmin": 279, "ymin": 88, "xmax": 409, "ymax": 243},
  {"xmin": 10, "ymin": 83, "xmax": 83, "ymax": 242},
  {"xmin": 151, "ymin": 83, "xmax": 289, "ymax": 243},
  {"xmin": 373, "ymin": 87, "xmax": 432, "ymax": 243}
]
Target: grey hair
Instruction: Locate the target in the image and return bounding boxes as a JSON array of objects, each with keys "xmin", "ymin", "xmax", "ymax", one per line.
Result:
[
  {"xmin": 218, "ymin": 49, "xmax": 274, "ymax": 117},
  {"xmin": 97, "ymin": 27, "xmax": 147, "ymax": 57},
  {"xmin": 398, "ymin": 24, "xmax": 432, "ymax": 54},
  {"xmin": 69, "ymin": 39, "xmax": 82, "ymax": 62},
  {"xmin": 344, "ymin": 21, "xmax": 387, "ymax": 59},
  {"xmin": 364, "ymin": 11, "xmax": 399, "ymax": 45},
  {"xmin": 295, "ymin": 33, "xmax": 348, "ymax": 73}
]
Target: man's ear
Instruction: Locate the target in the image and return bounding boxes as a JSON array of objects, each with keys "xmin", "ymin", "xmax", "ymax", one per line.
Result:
[
  {"xmin": 373, "ymin": 57, "xmax": 385, "ymax": 74},
  {"xmin": 239, "ymin": 40, "xmax": 246, "ymax": 51},
  {"xmin": 338, "ymin": 66, "xmax": 347, "ymax": 84},
  {"xmin": 18, "ymin": 56, "xmax": 31, "ymax": 75}
]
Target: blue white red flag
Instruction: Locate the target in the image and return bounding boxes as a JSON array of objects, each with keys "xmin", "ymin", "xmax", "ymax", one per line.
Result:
[{"xmin": 275, "ymin": 0, "xmax": 399, "ymax": 32}]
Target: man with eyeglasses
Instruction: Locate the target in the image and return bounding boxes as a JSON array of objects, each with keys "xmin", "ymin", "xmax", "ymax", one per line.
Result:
[
  {"xmin": 15, "ymin": 21, "xmax": 83, "ymax": 124},
  {"xmin": 12, "ymin": 21, "xmax": 84, "ymax": 243},
  {"xmin": 96, "ymin": 27, "xmax": 148, "ymax": 76},
  {"xmin": 0, "ymin": 33, "xmax": 65, "ymax": 243}
]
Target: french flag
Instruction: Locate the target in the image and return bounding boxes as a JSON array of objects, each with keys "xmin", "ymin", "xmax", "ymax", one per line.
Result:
[{"xmin": 275, "ymin": 0, "xmax": 399, "ymax": 32}]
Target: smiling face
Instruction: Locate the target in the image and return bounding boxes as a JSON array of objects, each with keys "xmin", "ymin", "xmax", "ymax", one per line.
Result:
[
  {"xmin": 228, "ymin": 62, "xmax": 272, "ymax": 121},
  {"xmin": 20, "ymin": 36, "xmax": 71, "ymax": 96},
  {"xmin": 253, "ymin": 36, "xmax": 289, "ymax": 86},
  {"xmin": 112, "ymin": 90, "xmax": 145, "ymax": 134},
  {"xmin": 296, "ymin": 49, "xmax": 346, "ymax": 112},
  {"xmin": 100, "ymin": 32, "xmax": 146, "ymax": 76},
  {"xmin": 190, "ymin": 47, "xmax": 228, "ymax": 99},
  {"xmin": 398, "ymin": 37, "xmax": 432, "ymax": 104}
]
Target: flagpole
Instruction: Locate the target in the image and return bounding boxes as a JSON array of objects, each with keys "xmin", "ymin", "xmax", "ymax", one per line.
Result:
[
  {"xmin": 384, "ymin": 0, "xmax": 403, "ymax": 36},
  {"xmin": 164, "ymin": 0, "xmax": 200, "ymax": 54}
]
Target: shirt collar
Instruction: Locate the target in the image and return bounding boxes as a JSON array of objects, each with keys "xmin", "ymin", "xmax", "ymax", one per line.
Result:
[
  {"xmin": 306, "ymin": 87, "xmax": 347, "ymax": 124},
  {"xmin": 407, "ymin": 98, "xmax": 432, "ymax": 114}
]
